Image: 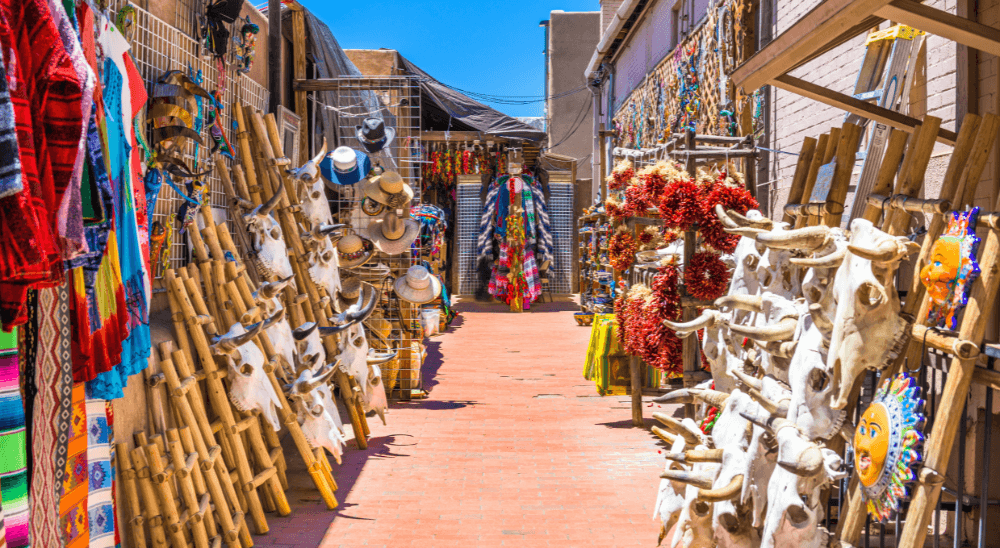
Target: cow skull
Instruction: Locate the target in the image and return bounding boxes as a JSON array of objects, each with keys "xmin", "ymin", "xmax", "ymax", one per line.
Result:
[
  {"xmin": 253, "ymin": 275, "xmax": 297, "ymax": 380},
  {"xmin": 213, "ymin": 318, "xmax": 285, "ymax": 431},
  {"xmin": 827, "ymin": 219, "xmax": 918, "ymax": 409},
  {"xmin": 289, "ymin": 139, "xmax": 334, "ymax": 230},
  {"xmin": 244, "ymin": 192, "xmax": 294, "ymax": 280},
  {"xmin": 289, "ymin": 362, "xmax": 346, "ymax": 462},
  {"xmin": 307, "ymin": 235, "xmax": 342, "ymax": 300}
]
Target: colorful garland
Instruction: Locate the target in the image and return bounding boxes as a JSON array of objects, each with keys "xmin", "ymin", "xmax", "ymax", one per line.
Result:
[
  {"xmin": 608, "ymin": 159, "xmax": 635, "ymax": 192},
  {"xmin": 699, "ymin": 178, "xmax": 758, "ymax": 253},
  {"xmin": 614, "ymin": 265, "xmax": 687, "ymax": 374},
  {"xmin": 686, "ymin": 252, "xmax": 731, "ymax": 301}
]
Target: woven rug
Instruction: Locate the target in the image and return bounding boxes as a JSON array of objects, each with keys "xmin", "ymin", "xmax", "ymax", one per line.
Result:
[
  {"xmin": 0, "ymin": 327, "xmax": 29, "ymax": 548},
  {"xmin": 58, "ymin": 382, "xmax": 88, "ymax": 548},
  {"xmin": 29, "ymin": 286, "xmax": 68, "ymax": 548},
  {"xmin": 85, "ymin": 398, "xmax": 113, "ymax": 548}
]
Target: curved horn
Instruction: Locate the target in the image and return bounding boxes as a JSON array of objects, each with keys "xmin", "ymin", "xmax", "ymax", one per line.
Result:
[
  {"xmin": 298, "ymin": 364, "xmax": 339, "ymax": 394},
  {"xmin": 728, "ymin": 209, "xmax": 773, "ymax": 230},
  {"xmin": 257, "ymin": 274, "xmax": 295, "ymax": 300},
  {"xmin": 698, "ymin": 475, "xmax": 744, "ymax": 502},
  {"xmin": 659, "ymin": 470, "xmax": 714, "ymax": 489},
  {"xmin": 685, "ymin": 448, "xmax": 725, "ymax": 463},
  {"xmin": 663, "ymin": 451, "xmax": 688, "ymax": 463},
  {"xmin": 367, "ymin": 349, "xmax": 398, "ymax": 365},
  {"xmin": 261, "ymin": 308, "xmax": 286, "ymax": 330},
  {"xmin": 756, "ymin": 225, "xmax": 830, "ymax": 251},
  {"xmin": 293, "ymin": 322, "xmax": 318, "ymax": 341},
  {"xmin": 258, "ymin": 187, "xmax": 283, "ymax": 217},
  {"xmin": 730, "ymin": 368, "xmax": 762, "ymax": 391},
  {"xmin": 808, "ymin": 303, "xmax": 833, "ymax": 332},
  {"xmin": 310, "ymin": 137, "xmax": 328, "ymax": 167},
  {"xmin": 296, "ymin": 352, "xmax": 321, "ymax": 375},
  {"xmin": 789, "ymin": 247, "xmax": 847, "ymax": 269},
  {"xmin": 715, "ymin": 294, "xmax": 764, "ymax": 313},
  {"xmin": 303, "ymin": 223, "xmax": 348, "ymax": 241},
  {"xmin": 663, "ymin": 310, "xmax": 719, "ymax": 336},
  {"xmin": 848, "ymin": 238, "xmax": 920, "ymax": 263},
  {"xmin": 728, "ymin": 317, "xmax": 797, "ymax": 342},
  {"xmin": 318, "ymin": 323, "xmax": 352, "ymax": 336},
  {"xmin": 215, "ymin": 322, "xmax": 264, "ymax": 350},
  {"xmin": 653, "ymin": 413, "xmax": 704, "ymax": 446},
  {"xmin": 739, "ymin": 411, "xmax": 773, "ymax": 434},
  {"xmin": 690, "ymin": 389, "xmax": 730, "ymax": 408},
  {"xmin": 745, "ymin": 386, "xmax": 789, "ymax": 418},
  {"xmin": 778, "ymin": 445, "xmax": 825, "ymax": 477},
  {"xmin": 652, "ymin": 389, "xmax": 694, "ymax": 405},
  {"xmin": 715, "ymin": 204, "xmax": 740, "ymax": 229},
  {"xmin": 724, "ymin": 226, "xmax": 767, "ymax": 238},
  {"xmin": 651, "ymin": 426, "xmax": 678, "ymax": 445},
  {"xmin": 347, "ymin": 286, "xmax": 379, "ymax": 323},
  {"xmin": 757, "ymin": 340, "xmax": 798, "ymax": 359}
]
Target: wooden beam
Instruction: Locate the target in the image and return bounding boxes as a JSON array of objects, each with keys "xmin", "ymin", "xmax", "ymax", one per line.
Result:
[
  {"xmin": 291, "ymin": 9, "xmax": 308, "ymax": 164},
  {"xmin": 268, "ymin": 0, "xmax": 282, "ymax": 112},
  {"xmin": 876, "ymin": 0, "xmax": 1000, "ymax": 56},
  {"xmin": 771, "ymin": 74, "xmax": 958, "ymax": 145},
  {"xmin": 420, "ymin": 131, "xmax": 510, "ymax": 143},
  {"xmin": 730, "ymin": 0, "xmax": 893, "ymax": 91},
  {"xmin": 294, "ymin": 77, "xmax": 416, "ymax": 92}
]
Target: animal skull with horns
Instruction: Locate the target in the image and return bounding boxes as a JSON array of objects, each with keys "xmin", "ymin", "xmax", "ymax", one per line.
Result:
[
  {"xmin": 288, "ymin": 138, "xmax": 336, "ymax": 230},
  {"xmin": 213, "ymin": 314, "xmax": 287, "ymax": 431},
  {"xmin": 253, "ymin": 275, "xmax": 298, "ymax": 380},
  {"xmin": 288, "ymin": 361, "xmax": 347, "ymax": 463},
  {"xmin": 244, "ymin": 191, "xmax": 295, "ymax": 280}
]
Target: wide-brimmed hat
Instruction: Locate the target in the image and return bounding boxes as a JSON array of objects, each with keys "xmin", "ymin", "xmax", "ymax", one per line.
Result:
[
  {"xmin": 362, "ymin": 171, "xmax": 414, "ymax": 208},
  {"xmin": 337, "ymin": 234, "xmax": 375, "ymax": 268},
  {"xmin": 366, "ymin": 212, "xmax": 420, "ymax": 255},
  {"xmin": 321, "ymin": 147, "xmax": 371, "ymax": 187},
  {"xmin": 355, "ymin": 117, "xmax": 395, "ymax": 153},
  {"xmin": 393, "ymin": 265, "xmax": 441, "ymax": 305}
]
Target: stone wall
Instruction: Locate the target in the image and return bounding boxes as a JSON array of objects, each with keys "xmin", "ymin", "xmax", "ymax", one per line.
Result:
[{"xmin": 548, "ymin": 11, "xmax": 601, "ymax": 180}]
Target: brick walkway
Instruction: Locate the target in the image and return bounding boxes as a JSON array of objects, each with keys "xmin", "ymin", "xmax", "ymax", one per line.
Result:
[{"xmin": 260, "ymin": 301, "xmax": 669, "ymax": 547}]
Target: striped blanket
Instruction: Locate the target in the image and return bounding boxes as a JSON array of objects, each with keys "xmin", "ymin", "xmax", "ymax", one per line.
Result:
[{"xmin": 0, "ymin": 328, "xmax": 29, "ymax": 548}]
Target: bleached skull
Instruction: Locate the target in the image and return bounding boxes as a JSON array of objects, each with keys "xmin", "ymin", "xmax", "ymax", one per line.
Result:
[
  {"xmin": 290, "ymin": 363, "xmax": 346, "ymax": 462},
  {"xmin": 214, "ymin": 319, "xmax": 284, "ymax": 431},
  {"xmin": 244, "ymin": 193, "xmax": 294, "ymax": 280},
  {"xmin": 253, "ymin": 275, "xmax": 297, "ymax": 380},
  {"xmin": 361, "ymin": 349, "xmax": 397, "ymax": 425},
  {"xmin": 655, "ymin": 436, "xmax": 690, "ymax": 544},
  {"xmin": 337, "ymin": 323, "xmax": 370, "ymax": 394},
  {"xmin": 826, "ymin": 219, "xmax": 918, "ymax": 409},
  {"xmin": 307, "ymin": 235, "xmax": 342, "ymax": 300},
  {"xmin": 293, "ymin": 143, "xmax": 336, "ymax": 230}
]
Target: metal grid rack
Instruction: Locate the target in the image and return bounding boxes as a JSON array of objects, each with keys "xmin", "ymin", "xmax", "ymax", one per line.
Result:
[
  {"xmin": 546, "ymin": 181, "xmax": 575, "ymax": 294},
  {"xmin": 456, "ymin": 182, "xmax": 484, "ymax": 296},
  {"xmin": 110, "ymin": 0, "xmax": 269, "ymax": 276},
  {"xmin": 312, "ymin": 76, "xmax": 424, "ymax": 396}
]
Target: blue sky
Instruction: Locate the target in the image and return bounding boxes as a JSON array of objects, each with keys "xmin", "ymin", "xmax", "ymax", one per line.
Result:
[{"xmin": 299, "ymin": 0, "xmax": 599, "ymax": 118}]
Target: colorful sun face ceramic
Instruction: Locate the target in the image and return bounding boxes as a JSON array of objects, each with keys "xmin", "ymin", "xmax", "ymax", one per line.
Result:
[
  {"xmin": 854, "ymin": 373, "xmax": 925, "ymax": 522},
  {"xmin": 921, "ymin": 207, "xmax": 981, "ymax": 329}
]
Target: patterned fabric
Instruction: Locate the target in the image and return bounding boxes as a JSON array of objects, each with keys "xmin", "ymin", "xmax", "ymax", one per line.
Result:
[
  {"xmin": 85, "ymin": 398, "xmax": 114, "ymax": 547},
  {"xmin": 29, "ymin": 286, "xmax": 69, "ymax": 548},
  {"xmin": 0, "ymin": 53, "xmax": 21, "ymax": 199},
  {"xmin": 475, "ymin": 179, "xmax": 502, "ymax": 260},
  {"xmin": 20, "ymin": 291, "xmax": 36, "ymax": 484},
  {"xmin": 528, "ymin": 177, "xmax": 554, "ymax": 265},
  {"xmin": 49, "ymin": 0, "xmax": 94, "ymax": 260},
  {"xmin": 59, "ymin": 382, "xmax": 88, "ymax": 548},
  {"xmin": 0, "ymin": 328, "xmax": 29, "ymax": 548}
]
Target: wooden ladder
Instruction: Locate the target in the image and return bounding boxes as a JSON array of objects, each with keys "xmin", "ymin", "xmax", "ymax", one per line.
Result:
[{"xmin": 844, "ymin": 25, "xmax": 926, "ymax": 223}]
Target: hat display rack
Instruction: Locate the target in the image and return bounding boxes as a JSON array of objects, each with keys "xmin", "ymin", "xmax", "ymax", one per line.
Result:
[{"xmin": 323, "ymin": 75, "xmax": 426, "ymax": 398}]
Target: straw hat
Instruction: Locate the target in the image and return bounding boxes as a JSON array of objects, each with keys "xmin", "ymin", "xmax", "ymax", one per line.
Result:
[
  {"xmin": 362, "ymin": 171, "xmax": 414, "ymax": 208},
  {"xmin": 393, "ymin": 265, "xmax": 442, "ymax": 305},
  {"xmin": 366, "ymin": 211, "xmax": 420, "ymax": 255},
  {"xmin": 337, "ymin": 234, "xmax": 375, "ymax": 268},
  {"xmin": 320, "ymin": 147, "xmax": 371, "ymax": 187},
  {"xmin": 336, "ymin": 276, "xmax": 362, "ymax": 311}
]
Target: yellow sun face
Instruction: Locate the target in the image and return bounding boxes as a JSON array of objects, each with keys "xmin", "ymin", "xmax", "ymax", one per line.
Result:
[
  {"xmin": 855, "ymin": 403, "xmax": 891, "ymax": 487},
  {"xmin": 920, "ymin": 238, "xmax": 961, "ymax": 302}
]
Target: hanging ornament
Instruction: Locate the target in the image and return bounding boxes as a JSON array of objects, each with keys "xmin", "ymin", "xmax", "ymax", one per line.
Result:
[
  {"xmin": 920, "ymin": 207, "xmax": 981, "ymax": 329},
  {"xmin": 686, "ymin": 252, "xmax": 730, "ymax": 300},
  {"xmin": 176, "ymin": 179, "xmax": 208, "ymax": 234},
  {"xmin": 855, "ymin": 373, "xmax": 926, "ymax": 523},
  {"xmin": 233, "ymin": 15, "xmax": 260, "ymax": 74}
]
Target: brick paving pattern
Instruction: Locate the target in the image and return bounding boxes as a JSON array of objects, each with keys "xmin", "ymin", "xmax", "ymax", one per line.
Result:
[{"xmin": 260, "ymin": 301, "xmax": 669, "ymax": 547}]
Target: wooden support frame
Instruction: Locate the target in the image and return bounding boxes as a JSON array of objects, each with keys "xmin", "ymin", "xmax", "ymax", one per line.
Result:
[
  {"xmin": 771, "ymin": 75, "xmax": 958, "ymax": 145},
  {"xmin": 875, "ymin": 0, "xmax": 1000, "ymax": 56}
]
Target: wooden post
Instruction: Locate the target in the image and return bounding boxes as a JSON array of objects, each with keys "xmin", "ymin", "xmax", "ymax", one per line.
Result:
[
  {"xmin": 144, "ymin": 439, "xmax": 189, "ymax": 548},
  {"xmin": 793, "ymin": 132, "xmax": 831, "ymax": 228},
  {"xmin": 117, "ymin": 443, "xmax": 148, "ymax": 548},
  {"xmin": 780, "ymin": 136, "xmax": 818, "ymax": 224},
  {"xmin": 130, "ymin": 443, "xmax": 169, "ymax": 548},
  {"xmin": 859, "ymin": 129, "xmax": 911, "ymax": 223},
  {"xmin": 882, "ymin": 116, "xmax": 942, "ymax": 234},
  {"xmin": 681, "ymin": 129, "xmax": 699, "ymax": 420},
  {"xmin": 166, "ymin": 429, "xmax": 215, "ymax": 544},
  {"xmin": 164, "ymin": 270, "xmax": 282, "ymax": 534},
  {"xmin": 267, "ymin": 0, "xmax": 282, "ymax": 113},
  {"xmin": 897, "ymin": 193, "xmax": 1000, "ymax": 548},
  {"xmin": 629, "ymin": 356, "xmax": 643, "ymax": 426},
  {"xmin": 291, "ymin": 7, "xmax": 308, "ymax": 165},
  {"xmin": 822, "ymin": 122, "xmax": 862, "ymax": 227}
]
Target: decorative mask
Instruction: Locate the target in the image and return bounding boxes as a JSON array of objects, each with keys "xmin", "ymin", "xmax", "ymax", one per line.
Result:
[
  {"xmin": 920, "ymin": 207, "xmax": 980, "ymax": 329},
  {"xmin": 854, "ymin": 372, "xmax": 925, "ymax": 522}
]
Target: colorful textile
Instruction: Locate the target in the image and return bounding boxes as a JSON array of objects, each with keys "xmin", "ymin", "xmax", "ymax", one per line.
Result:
[
  {"xmin": 0, "ymin": 54, "xmax": 21, "ymax": 199},
  {"xmin": 85, "ymin": 398, "xmax": 114, "ymax": 547},
  {"xmin": 0, "ymin": 328, "xmax": 29, "ymax": 548},
  {"xmin": 29, "ymin": 286, "xmax": 71, "ymax": 548},
  {"xmin": 59, "ymin": 382, "xmax": 88, "ymax": 548}
]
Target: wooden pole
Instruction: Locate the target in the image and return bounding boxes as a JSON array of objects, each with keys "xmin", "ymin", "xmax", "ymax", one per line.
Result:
[
  {"xmin": 267, "ymin": 0, "xmax": 282, "ymax": 113},
  {"xmin": 143, "ymin": 439, "xmax": 189, "ymax": 548},
  {"xmin": 680, "ymin": 129, "xmax": 699, "ymax": 420},
  {"xmin": 130, "ymin": 442, "xmax": 169, "ymax": 548},
  {"xmin": 822, "ymin": 122, "xmax": 862, "ymax": 227},
  {"xmin": 780, "ymin": 137, "xmax": 818, "ymax": 224},
  {"xmin": 117, "ymin": 443, "xmax": 148, "ymax": 548},
  {"xmin": 792, "ymin": 132, "xmax": 831, "ymax": 228},
  {"xmin": 291, "ymin": 8, "xmax": 309, "ymax": 165}
]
